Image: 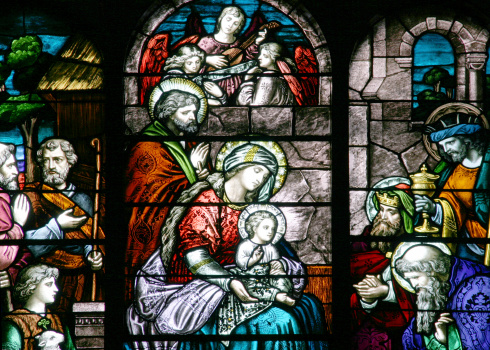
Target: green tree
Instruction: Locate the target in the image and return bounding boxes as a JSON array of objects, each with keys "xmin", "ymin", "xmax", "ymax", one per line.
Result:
[
  {"xmin": 0, "ymin": 35, "xmax": 54, "ymax": 182},
  {"xmin": 423, "ymin": 67, "xmax": 450, "ymax": 93}
]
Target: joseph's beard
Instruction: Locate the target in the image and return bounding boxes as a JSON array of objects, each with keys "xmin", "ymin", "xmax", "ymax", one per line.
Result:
[
  {"xmin": 0, "ymin": 173, "xmax": 18, "ymax": 190},
  {"xmin": 43, "ymin": 166, "xmax": 70, "ymax": 186},
  {"xmin": 370, "ymin": 214, "xmax": 402, "ymax": 253},
  {"xmin": 416, "ymin": 277, "xmax": 450, "ymax": 335},
  {"xmin": 173, "ymin": 118, "xmax": 198, "ymax": 134}
]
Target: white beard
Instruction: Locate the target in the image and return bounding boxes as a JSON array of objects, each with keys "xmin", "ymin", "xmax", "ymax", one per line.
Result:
[
  {"xmin": 43, "ymin": 166, "xmax": 70, "ymax": 186},
  {"xmin": 0, "ymin": 173, "xmax": 18, "ymax": 190}
]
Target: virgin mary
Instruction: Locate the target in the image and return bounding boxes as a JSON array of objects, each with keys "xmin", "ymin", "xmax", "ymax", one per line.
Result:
[{"xmin": 127, "ymin": 142, "xmax": 327, "ymax": 350}]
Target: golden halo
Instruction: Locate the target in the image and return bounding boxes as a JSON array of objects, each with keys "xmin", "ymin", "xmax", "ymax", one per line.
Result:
[
  {"xmin": 238, "ymin": 204, "xmax": 286, "ymax": 245},
  {"xmin": 148, "ymin": 77, "xmax": 208, "ymax": 123},
  {"xmin": 215, "ymin": 140, "xmax": 287, "ymax": 195},
  {"xmin": 390, "ymin": 242, "xmax": 452, "ymax": 293},
  {"xmin": 423, "ymin": 102, "xmax": 489, "ymax": 161}
]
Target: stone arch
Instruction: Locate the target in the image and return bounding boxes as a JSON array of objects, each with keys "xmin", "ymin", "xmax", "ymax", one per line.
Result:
[{"xmin": 122, "ymin": 0, "xmax": 331, "ymax": 133}]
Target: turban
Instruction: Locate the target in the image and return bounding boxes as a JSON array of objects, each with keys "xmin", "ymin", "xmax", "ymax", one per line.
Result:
[
  {"xmin": 429, "ymin": 124, "xmax": 482, "ymax": 142},
  {"xmin": 223, "ymin": 144, "xmax": 278, "ymax": 202},
  {"xmin": 373, "ymin": 190, "xmax": 415, "ymax": 234}
]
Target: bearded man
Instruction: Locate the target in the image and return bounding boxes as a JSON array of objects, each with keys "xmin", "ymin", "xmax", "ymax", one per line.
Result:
[
  {"xmin": 0, "ymin": 143, "xmax": 31, "ymax": 310},
  {"xmin": 351, "ymin": 185, "xmax": 416, "ymax": 349},
  {"xmin": 394, "ymin": 244, "xmax": 490, "ymax": 350},
  {"xmin": 24, "ymin": 138, "xmax": 103, "ymax": 314},
  {"xmin": 125, "ymin": 83, "xmax": 210, "ymax": 302},
  {"xmin": 415, "ymin": 113, "xmax": 489, "ymax": 263}
]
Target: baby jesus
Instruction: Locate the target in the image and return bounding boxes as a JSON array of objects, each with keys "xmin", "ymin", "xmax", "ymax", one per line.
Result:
[{"xmin": 218, "ymin": 205, "xmax": 295, "ymax": 336}]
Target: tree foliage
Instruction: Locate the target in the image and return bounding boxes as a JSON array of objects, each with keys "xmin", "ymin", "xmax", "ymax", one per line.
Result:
[
  {"xmin": 0, "ymin": 94, "xmax": 46, "ymax": 130},
  {"xmin": 423, "ymin": 67, "xmax": 450, "ymax": 92},
  {"xmin": 7, "ymin": 36, "xmax": 43, "ymax": 70}
]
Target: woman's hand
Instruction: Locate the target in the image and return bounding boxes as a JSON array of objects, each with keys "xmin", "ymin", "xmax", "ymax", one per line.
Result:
[
  {"xmin": 206, "ymin": 55, "xmax": 228, "ymax": 69},
  {"xmin": 434, "ymin": 313, "xmax": 454, "ymax": 345},
  {"xmin": 230, "ymin": 279, "xmax": 258, "ymax": 302},
  {"xmin": 270, "ymin": 260, "xmax": 286, "ymax": 275}
]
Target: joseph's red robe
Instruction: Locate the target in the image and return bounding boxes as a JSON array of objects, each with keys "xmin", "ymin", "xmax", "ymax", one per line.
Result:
[{"xmin": 125, "ymin": 141, "xmax": 195, "ymax": 300}]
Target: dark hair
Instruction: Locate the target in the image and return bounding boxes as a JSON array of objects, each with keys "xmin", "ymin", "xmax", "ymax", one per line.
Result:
[
  {"xmin": 437, "ymin": 130, "xmax": 487, "ymax": 162},
  {"xmin": 153, "ymin": 90, "xmax": 200, "ymax": 122}
]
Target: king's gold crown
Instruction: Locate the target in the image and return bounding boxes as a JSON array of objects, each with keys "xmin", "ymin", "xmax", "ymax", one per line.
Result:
[{"xmin": 376, "ymin": 192, "xmax": 400, "ymax": 208}]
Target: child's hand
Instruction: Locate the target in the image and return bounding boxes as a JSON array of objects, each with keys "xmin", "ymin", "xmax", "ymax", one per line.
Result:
[{"xmin": 248, "ymin": 246, "xmax": 264, "ymax": 267}]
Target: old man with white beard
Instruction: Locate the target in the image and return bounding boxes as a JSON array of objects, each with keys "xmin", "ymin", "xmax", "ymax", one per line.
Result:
[
  {"xmin": 23, "ymin": 138, "xmax": 104, "ymax": 315},
  {"xmin": 393, "ymin": 243, "xmax": 490, "ymax": 349}
]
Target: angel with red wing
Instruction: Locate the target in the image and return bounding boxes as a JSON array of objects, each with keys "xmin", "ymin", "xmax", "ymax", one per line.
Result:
[{"xmin": 236, "ymin": 42, "xmax": 319, "ymax": 106}]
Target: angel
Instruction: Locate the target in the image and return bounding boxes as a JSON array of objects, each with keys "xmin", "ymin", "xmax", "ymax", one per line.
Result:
[
  {"xmin": 236, "ymin": 42, "xmax": 299, "ymax": 106},
  {"xmin": 163, "ymin": 44, "xmax": 227, "ymax": 106}
]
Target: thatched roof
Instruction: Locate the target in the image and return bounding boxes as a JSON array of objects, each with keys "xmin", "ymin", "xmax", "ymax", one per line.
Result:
[{"xmin": 37, "ymin": 35, "xmax": 103, "ymax": 91}]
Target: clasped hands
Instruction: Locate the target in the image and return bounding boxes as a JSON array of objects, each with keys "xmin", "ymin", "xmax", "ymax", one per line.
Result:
[{"xmin": 353, "ymin": 274, "xmax": 389, "ymax": 304}]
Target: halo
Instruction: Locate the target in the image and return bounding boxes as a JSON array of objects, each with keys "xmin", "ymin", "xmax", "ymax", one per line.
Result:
[
  {"xmin": 238, "ymin": 204, "xmax": 286, "ymax": 244},
  {"xmin": 422, "ymin": 102, "xmax": 489, "ymax": 161},
  {"xmin": 390, "ymin": 242, "xmax": 452, "ymax": 293},
  {"xmin": 365, "ymin": 177, "xmax": 411, "ymax": 222},
  {"xmin": 148, "ymin": 77, "xmax": 208, "ymax": 124},
  {"xmin": 215, "ymin": 140, "xmax": 287, "ymax": 195}
]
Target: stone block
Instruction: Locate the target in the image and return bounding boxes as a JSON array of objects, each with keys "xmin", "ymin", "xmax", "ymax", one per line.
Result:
[
  {"xmin": 436, "ymin": 20, "xmax": 453, "ymax": 33},
  {"xmin": 382, "ymin": 102, "xmax": 412, "ymax": 120},
  {"xmin": 251, "ymin": 108, "xmax": 293, "ymax": 135},
  {"xmin": 451, "ymin": 21, "xmax": 463, "ymax": 34},
  {"xmin": 402, "ymin": 31, "xmax": 415, "ymax": 45},
  {"xmin": 476, "ymin": 28, "xmax": 490, "ymax": 43},
  {"xmin": 349, "ymin": 89, "xmax": 362, "ymax": 101},
  {"xmin": 319, "ymin": 76, "xmax": 332, "ymax": 105},
  {"xmin": 295, "ymin": 107, "xmax": 331, "ymax": 136},
  {"xmin": 124, "ymin": 77, "xmax": 139, "ymax": 106},
  {"xmin": 349, "ymin": 147, "xmax": 368, "ymax": 188},
  {"xmin": 362, "ymin": 77, "xmax": 384, "ymax": 100},
  {"xmin": 198, "ymin": 107, "xmax": 249, "ymax": 136},
  {"xmin": 125, "ymin": 33, "xmax": 148, "ymax": 73},
  {"xmin": 125, "ymin": 107, "xmax": 150, "ymax": 134},
  {"xmin": 139, "ymin": 2, "xmax": 174, "ymax": 35},
  {"xmin": 465, "ymin": 41, "xmax": 486, "ymax": 52},
  {"xmin": 386, "ymin": 57, "xmax": 407, "ymax": 76},
  {"xmin": 399, "ymin": 42, "xmax": 412, "ymax": 57},
  {"xmin": 426, "ymin": 17, "xmax": 437, "ymax": 30},
  {"xmin": 373, "ymin": 19, "xmax": 386, "ymax": 42},
  {"xmin": 301, "ymin": 170, "xmax": 331, "ymax": 202},
  {"xmin": 377, "ymin": 71, "xmax": 412, "ymax": 100},
  {"xmin": 370, "ymin": 121, "xmax": 421, "ymax": 153},
  {"xmin": 289, "ymin": 5, "xmax": 327, "ymax": 49},
  {"xmin": 401, "ymin": 140, "xmax": 429, "ymax": 174},
  {"xmin": 373, "ymin": 58, "xmax": 386, "ymax": 78},
  {"xmin": 370, "ymin": 145, "xmax": 408, "ymax": 186},
  {"xmin": 271, "ymin": 170, "xmax": 310, "ymax": 203},
  {"xmin": 349, "ymin": 61, "xmax": 371, "ymax": 92},
  {"xmin": 73, "ymin": 302, "xmax": 104, "ymax": 350},
  {"xmin": 350, "ymin": 190, "xmax": 370, "ymax": 236},
  {"xmin": 349, "ymin": 106, "xmax": 369, "ymax": 146},
  {"xmin": 386, "ymin": 17, "xmax": 408, "ymax": 56},
  {"xmin": 314, "ymin": 46, "xmax": 332, "ymax": 73},
  {"xmin": 370, "ymin": 103, "xmax": 382, "ymax": 120},
  {"xmin": 281, "ymin": 206, "xmax": 315, "ymax": 242},
  {"xmin": 458, "ymin": 27, "xmax": 474, "ymax": 43},
  {"xmin": 265, "ymin": 0, "xmax": 300, "ymax": 15},
  {"xmin": 352, "ymin": 36, "xmax": 371, "ymax": 61},
  {"xmin": 410, "ymin": 22, "xmax": 428, "ymax": 37},
  {"xmin": 373, "ymin": 40, "xmax": 386, "ymax": 57},
  {"xmin": 281, "ymin": 141, "xmax": 330, "ymax": 169}
]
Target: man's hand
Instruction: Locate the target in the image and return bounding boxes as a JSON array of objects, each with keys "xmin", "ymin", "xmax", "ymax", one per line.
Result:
[
  {"xmin": 87, "ymin": 250, "xmax": 103, "ymax": 271},
  {"xmin": 206, "ymin": 55, "xmax": 228, "ymax": 69},
  {"xmin": 230, "ymin": 279, "xmax": 258, "ymax": 302},
  {"xmin": 353, "ymin": 274, "xmax": 389, "ymax": 304},
  {"xmin": 56, "ymin": 208, "xmax": 87, "ymax": 230},
  {"xmin": 255, "ymin": 28, "xmax": 268, "ymax": 45},
  {"xmin": 203, "ymin": 82, "xmax": 224, "ymax": 98},
  {"xmin": 12, "ymin": 194, "xmax": 30, "ymax": 226},
  {"xmin": 434, "ymin": 313, "xmax": 454, "ymax": 345},
  {"xmin": 414, "ymin": 195, "xmax": 436, "ymax": 215},
  {"xmin": 190, "ymin": 143, "xmax": 210, "ymax": 180},
  {"xmin": 0, "ymin": 271, "xmax": 10, "ymax": 288}
]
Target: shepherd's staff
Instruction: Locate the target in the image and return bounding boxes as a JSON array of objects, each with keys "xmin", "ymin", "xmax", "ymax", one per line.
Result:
[{"xmin": 90, "ymin": 138, "xmax": 101, "ymax": 301}]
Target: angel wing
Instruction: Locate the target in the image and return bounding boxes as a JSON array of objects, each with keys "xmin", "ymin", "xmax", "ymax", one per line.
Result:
[
  {"xmin": 277, "ymin": 60, "xmax": 305, "ymax": 106},
  {"xmin": 295, "ymin": 46, "xmax": 319, "ymax": 105},
  {"xmin": 139, "ymin": 34, "xmax": 170, "ymax": 105}
]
